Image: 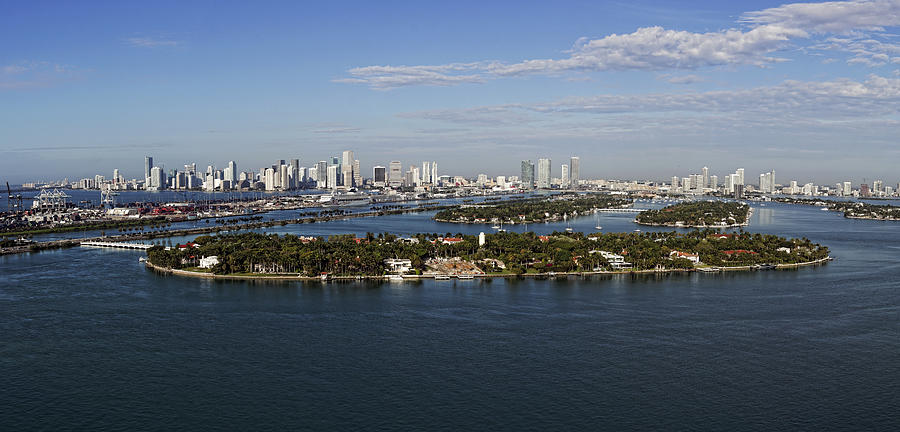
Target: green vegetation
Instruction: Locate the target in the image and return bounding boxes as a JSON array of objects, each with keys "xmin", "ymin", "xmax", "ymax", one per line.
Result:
[
  {"xmin": 1, "ymin": 217, "xmax": 171, "ymax": 238},
  {"xmin": 147, "ymin": 230, "xmax": 829, "ymax": 277},
  {"xmin": 775, "ymin": 197, "xmax": 900, "ymax": 220},
  {"xmin": 434, "ymin": 194, "xmax": 631, "ymax": 224},
  {"xmin": 636, "ymin": 201, "xmax": 750, "ymax": 227}
]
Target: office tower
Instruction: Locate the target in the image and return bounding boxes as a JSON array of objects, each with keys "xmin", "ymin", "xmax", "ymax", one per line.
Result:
[
  {"xmin": 373, "ymin": 166, "xmax": 386, "ymax": 186},
  {"xmin": 316, "ymin": 161, "xmax": 328, "ymax": 188},
  {"xmin": 389, "ymin": 161, "xmax": 402, "ymax": 187},
  {"xmin": 701, "ymin": 166, "xmax": 709, "ymax": 189},
  {"xmin": 225, "ymin": 161, "xmax": 236, "ymax": 184},
  {"xmin": 144, "ymin": 156, "xmax": 154, "ymax": 189},
  {"xmin": 290, "ymin": 159, "xmax": 300, "ymax": 176},
  {"xmin": 521, "ymin": 160, "xmax": 535, "ymax": 190},
  {"xmin": 860, "ymin": 183, "xmax": 871, "ymax": 197},
  {"xmin": 569, "ymin": 156, "xmax": 580, "ymax": 186},
  {"xmin": 537, "ymin": 158, "xmax": 551, "ymax": 189},
  {"xmin": 341, "ymin": 150, "xmax": 354, "ymax": 187},
  {"xmin": 149, "ymin": 166, "xmax": 166, "ymax": 190},
  {"xmin": 331, "ymin": 156, "xmax": 340, "ymax": 165},
  {"xmin": 325, "ymin": 165, "xmax": 337, "ymax": 190},
  {"xmin": 280, "ymin": 164, "xmax": 289, "ymax": 190},
  {"xmin": 422, "ymin": 161, "xmax": 431, "ymax": 184},
  {"xmin": 353, "ymin": 160, "xmax": 361, "ymax": 187},
  {"xmin": 265, "ymin": 168, "xmax": 275, "ymax": 191},
  {"xmin": 561, "ymin": 164, "xmax": 570, "ymax": 187},
  {"xmin": 112, "ymin": 169, "xmax": 120, "ymax": 185},
  {"xmin": 431, "ymin": 161, "xmax": 437, "ymax": 186}
]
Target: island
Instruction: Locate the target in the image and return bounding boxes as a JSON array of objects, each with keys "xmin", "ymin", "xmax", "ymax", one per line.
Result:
[
  {"xmin": 635, "ymin": 201, "xmax": 751, "ymax": 228},
  {"xmin": 433, "ymin": 194, "xmax": 632, "ymax": 224},
  {"xmin": 775, "ymin": 197, "xmax": 900, "ymax": 221},
  {"xmin": 145, "ymin": 230, "xmax": 830, "ymax": 280}
]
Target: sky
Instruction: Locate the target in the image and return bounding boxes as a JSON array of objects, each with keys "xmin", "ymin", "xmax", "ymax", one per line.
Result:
[{"xmin": 2, "ymin": 0, "xmax": 900, "ymax": 185}]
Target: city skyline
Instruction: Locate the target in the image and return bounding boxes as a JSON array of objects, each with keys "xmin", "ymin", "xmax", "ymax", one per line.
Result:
[{"xmin": 3, "ymin": 0, "xmax": 900, "ymax": 183}]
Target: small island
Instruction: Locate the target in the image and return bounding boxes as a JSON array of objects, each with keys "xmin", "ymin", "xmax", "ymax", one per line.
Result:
[
  {"xmin": 636, "ymin": 201, "xmax": 751, "ymax": 228},
  {"xmin": 775, "ymin": 197, "xmax": 900, "ymax": 221},
  {"xmin": 433, "ymin": 194, "xmax": 631, "ymax": 224},
  {"xmin": 145, "ymin": 230, "xmax": 829, "ymax": 280}
]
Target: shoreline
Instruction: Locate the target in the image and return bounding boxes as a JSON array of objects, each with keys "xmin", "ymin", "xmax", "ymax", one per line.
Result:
[{"xmin": 145, "ymin": 256, "xmax": 832, "ymax": 282}]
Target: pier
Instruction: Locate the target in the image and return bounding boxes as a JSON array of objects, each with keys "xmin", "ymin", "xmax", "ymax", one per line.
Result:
[{"xmin": 80, "ymin": 241, "xmax": 153, "ymax": 250}]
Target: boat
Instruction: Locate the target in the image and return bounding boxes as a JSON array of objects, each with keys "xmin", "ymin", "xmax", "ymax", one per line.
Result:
[
  {"xmin": 138, "ymin": 257, "xmax": 146, "ymax": 262},
  {"xmin": 697, "ymin": 267, "xmax": 720, "ymax": 272},
  {"xmin": 457, "ymin": 274, "xmax": 475, "ymax": 280},
  {"xmin": 388, "ymin": 274, "xmax": 404, "ymax": 281},
  {"xmin": 434, "ymin": 275, "xmax": 451, "ymax": 280},
  {"xmin": 634, "ymin": 229, "xmax": 641, "ymax": 232},
  {"xmin": 595, "ymin": 226, "xmax": 602, "ymax": 230},
  {"xmin": 497, "ymin": 221, "xmax": 506, "ymax": 232}
]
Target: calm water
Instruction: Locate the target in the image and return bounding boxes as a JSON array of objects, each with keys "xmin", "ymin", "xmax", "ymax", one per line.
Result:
[{"xmin": 2, "ymin": 202, "xmax": 899, "ymax": 431}]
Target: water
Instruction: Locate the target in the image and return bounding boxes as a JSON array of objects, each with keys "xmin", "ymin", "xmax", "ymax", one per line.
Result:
[{"xmin": 2, "ymin": 202, "xmax": 899, "ymax": 430}]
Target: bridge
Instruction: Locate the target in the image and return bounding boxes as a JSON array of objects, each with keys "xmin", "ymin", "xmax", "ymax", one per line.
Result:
[
  {"xmin": 80, "ymin": 241, "xmax": 153, "ymax": 250},
  {"xmin": 595, "ymin": 208, "xmax": 644, "ymax": 213}
]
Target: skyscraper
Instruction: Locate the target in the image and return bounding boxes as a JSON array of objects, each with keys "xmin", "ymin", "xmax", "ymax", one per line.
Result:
[
  {"xmin": 144, "ymin": 156, "xmax": 153, "ymax": 189},
  {"xmin": 520, "ymin": 160, "xmax": 534, "ymax": 190},
  {"xmin": 561, "ymin": 164, "xmax": 570, "ymax": 187},
  {"xmin": 373, "ymin": 166, "xmax": 386, "ymax": 186},
  {"xmin": 422, "ymin": 161, "xmax": 431, "ymax": 184},
  {"xmin": 341, "ymin": 150, "xmax": 354, "ymax": 188},
  {"xmin": 431, "ymin": 161, "xmax": 437, "ymax": 186},
  {"xmin": 537, "ymin": 158, "xmax": 551, "ymax": 189},
  {"xmin": 316, "ymin": 161, "xmax": 328, "ymax": 188},
  {"xmin": 327, "ymin": 165, "xmax": 339, "ymax": 190},
  {"xmin": 389, "ymin": 161, "xmax": 402, "ymax": 188},
  {"xmin": 569, "ymin": 156, "xmax": 580, "ymax": 186},
  {"xmin": 701, "ymin": 166, "xmax": 709, "ymax": 190}
]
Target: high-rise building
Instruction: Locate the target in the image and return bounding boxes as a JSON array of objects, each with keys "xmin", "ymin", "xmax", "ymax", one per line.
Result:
[
  {"xmin": 316, "ymin": 161, "xmax": 328, "ymax": 188},
  {"xmin": 341, "ymin": 150, "xmax": 354, "ymax": 188},
  {"xmin": 225, "ymin": 161, "xmax": 237, "ymax": 184},
  {"xmin": 327, "ymin": 165, "xmax": 339, "ymax": 190},
  {"xmin": 701, "ymin": 166, "xmax": 709, "ymax": 190},
  {"xmin": 431, "ymin": 162, "xmax": 437, "ymax": 186},
  {"xmin": 373, "ymin": 166, "xmax": 386, "ymax": 186},
  {"xmin": 537, "ymin": 158, "xmax": 551, "ymax": 188},
  {"xmin": 520, "ymin": 160, "xmax": 535, "ymax": 190},
  {"xmin": 736, "ymin": 168, "xmax": 745, "ymax": 186},
  {"xmin": 144, "ymin": 156, "xmax": 154, "ymax": 189},
  {"xmin": 265, "ymin": 168, "xmax": 275, "ymax": 191},
  {"xmin": 353, "ymin": 160, "xmax": 361, "ymax": 188},
  {"xmin": 843, "ymin": 181, "xmax": 852, "ymax": 196},
  {"xmin": 422, "ymin": 161, "xmax": 431, "ymax": 184},
  {"xmin": 389, "ymin": 161, "xmax": 402, "ymax": 187},
  {"xmin": 561, "ymin": 164, "xmax": 570, "ymax": 188},
  {"xmin": 149, "ymin": 166, "xmax": 166, "ymax": 190},
  {"xmin": 569, "ymin": 156, "xmax": 580, "ymax": 186},
  {"xmin": 709, "ymin": 175, "xmax": 718, "ymax": 190},
  {"xmin": 280, "ymin": 164, "xmax": 289, "ymax": 190}
]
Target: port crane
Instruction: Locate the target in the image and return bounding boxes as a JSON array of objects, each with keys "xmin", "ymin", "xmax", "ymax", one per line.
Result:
[{"xmin": 6, "ymin": 182, "xmax": 23, "ymax": 213}]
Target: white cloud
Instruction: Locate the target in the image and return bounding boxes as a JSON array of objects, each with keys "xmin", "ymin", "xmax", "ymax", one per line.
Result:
[
  {"xmin": 339, "ymin": 0, "xmax": 900, "ymax": 89},
  {"xmin": 403, "ymin": 75, "xmax": 900, "ymax": 124},
  {"xmin": 741, "ymin": 0, "xmax": 900, "ymax": 34},
  {"xmin": 657, "ymin": 74, "xmax": 706, "ymax": 84},
  {"xmin": 124, "ymin": 37, "xmax": 181, "ymax": 48},
  {"xmin": 0, "ymin": 61, "xmax": 80, "ymax": 90}
]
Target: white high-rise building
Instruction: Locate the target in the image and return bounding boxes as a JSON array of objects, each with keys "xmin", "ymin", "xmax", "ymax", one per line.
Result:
[
  {"xmin": 341, "ymin": 150, "xmax": 354, "ymax": 188},
  {"xmin": 671, "ymin": 176, "xmax": 679, "ymax": 189},
  {"xmin": 537, "ymin": 158, "xmax": 551, "ymax": 189},
  {"xmin": 422, "ymin": 161, "xmax": 431, "ymax": 184},
  {"xmin": 280, "ymin": 164, "xmax": 289, "ymax": 190},
  {"xmin": 389, "ymin": 161, "xmax": 402, "ymax": 187},
  {"xmin": 264, "ymin": 168, "xmax": 275, "ymax": 191},
  {"xmin": 431, "ymin": 162, "xmax": 437, "ymax": 186},
  {"xmin": 327, "ymin": 165, "xmax": 339, "ymax": 190},
  {"xmin": 225, "ymin": 161, "xmax": 236, "ymax": 183}
]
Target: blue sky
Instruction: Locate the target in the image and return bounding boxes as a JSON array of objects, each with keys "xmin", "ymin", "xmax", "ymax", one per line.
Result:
[{"xmin": 2, "ymin": 0, "xmax": 899, "ymax": 185}]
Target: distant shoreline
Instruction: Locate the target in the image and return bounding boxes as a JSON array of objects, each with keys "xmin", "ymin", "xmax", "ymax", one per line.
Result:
[
  {"xmin": 634, "ymin": 207, "xmax": 753, "ymax": 228},
  {"xmin": 145, "ymin": 256, "xmax": 831, "ymax": 282}
]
